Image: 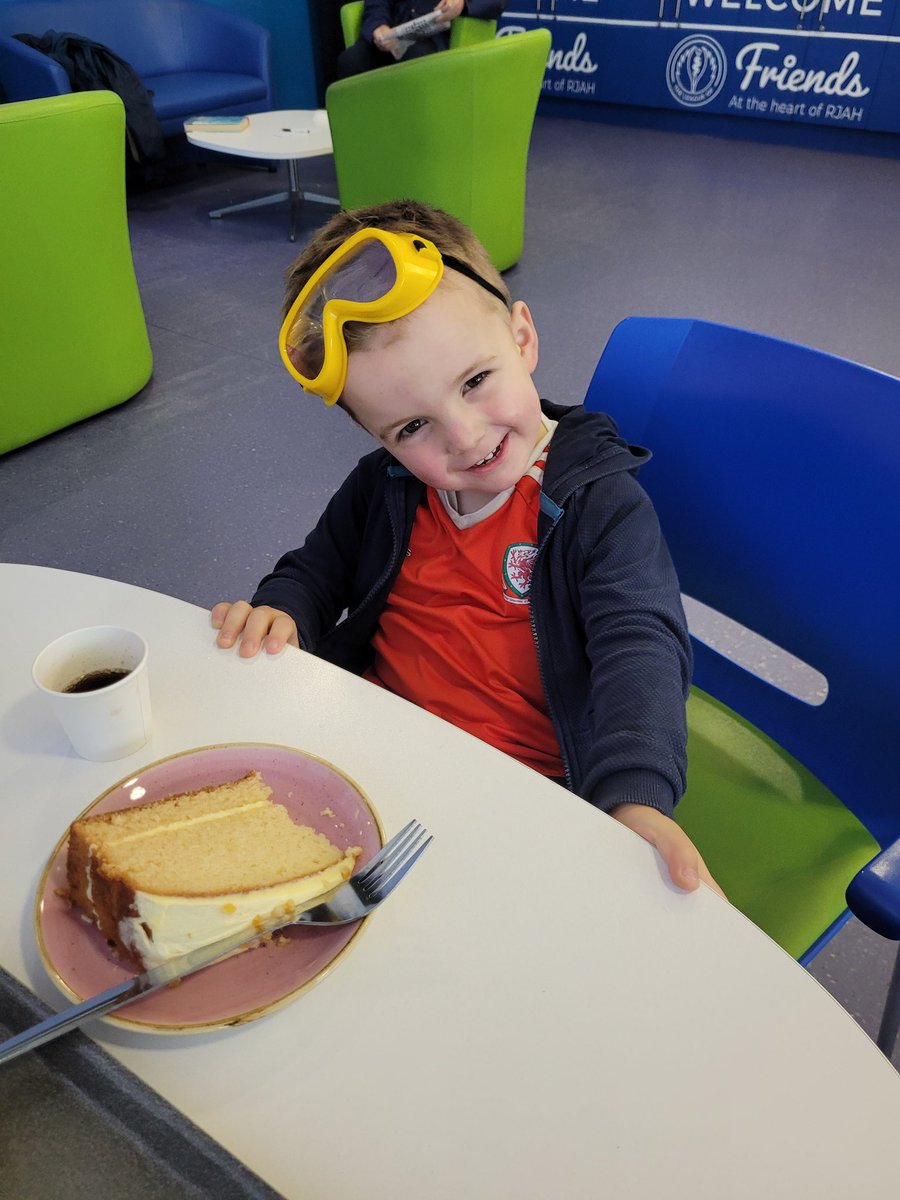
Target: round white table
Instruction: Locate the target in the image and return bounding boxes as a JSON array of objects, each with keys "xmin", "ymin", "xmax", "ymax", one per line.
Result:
[
  {"xmin": 3, "ymin": 563, "xmax": 900, "ymax": 1198},
  {"xmin": 184, "ymin": 109, "xmax": 338, "ymax": 241}
]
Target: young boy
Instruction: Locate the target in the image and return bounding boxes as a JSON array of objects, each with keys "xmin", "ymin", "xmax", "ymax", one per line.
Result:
[{"xmin": 212, "ymin": 200, "xmax": 721, "ymax": 896}]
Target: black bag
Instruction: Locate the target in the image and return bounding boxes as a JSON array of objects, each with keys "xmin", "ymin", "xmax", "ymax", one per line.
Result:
[{"xmin": 15, "ymin": 30, "xmax": 165, "ymax": 162}]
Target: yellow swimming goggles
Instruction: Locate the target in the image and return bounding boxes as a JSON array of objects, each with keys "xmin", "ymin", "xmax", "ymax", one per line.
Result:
[{"xmin": 278, "ymin": 227, "xmax": 508, "ymax": 407}]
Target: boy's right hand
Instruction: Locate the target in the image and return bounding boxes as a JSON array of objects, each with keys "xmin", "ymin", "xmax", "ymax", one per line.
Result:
[{"xmin": 211, "ymin": 601, "xmax": 299, "ymax": 658}]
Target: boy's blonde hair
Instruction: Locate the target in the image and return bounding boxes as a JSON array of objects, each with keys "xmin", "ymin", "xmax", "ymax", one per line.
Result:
[{"xmin": 281, "ymin": 201, "xmax": 510, "ymax": 379}]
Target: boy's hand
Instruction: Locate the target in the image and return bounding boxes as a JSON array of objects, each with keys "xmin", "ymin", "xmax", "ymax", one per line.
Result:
[
  {"xmin": 210, "ymin": 601, "xmax": 299, "ymax": 658},
  {"xmin": 610, "ymin": 803, "xmax": 727, "ymax": 899}
]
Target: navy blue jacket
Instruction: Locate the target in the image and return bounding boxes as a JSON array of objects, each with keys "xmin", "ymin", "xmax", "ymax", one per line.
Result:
[{"xmin": 252, "ymin": 402, "xmax": 691, "ymax": 817}]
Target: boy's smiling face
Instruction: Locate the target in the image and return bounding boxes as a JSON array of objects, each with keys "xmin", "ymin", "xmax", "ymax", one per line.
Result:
[{"xmin": 342, "ymin": 278, "xmax": 544, "ymax": 513}]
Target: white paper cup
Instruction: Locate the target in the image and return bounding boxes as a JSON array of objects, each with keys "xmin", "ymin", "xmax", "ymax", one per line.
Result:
[{"xmin": 32, "ymin": 626, "xmax": 152, "ymax": 761}]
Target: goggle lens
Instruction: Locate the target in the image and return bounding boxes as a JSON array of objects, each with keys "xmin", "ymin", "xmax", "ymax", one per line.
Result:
[{"xmin": 284, "ymin": 240, "xmax": 399, "ymax": 377}]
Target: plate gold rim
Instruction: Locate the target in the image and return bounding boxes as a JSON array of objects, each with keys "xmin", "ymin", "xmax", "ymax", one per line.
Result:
[{"xmin": 34, "ymin": 741, "xmax": 385, "ymax": 1034}]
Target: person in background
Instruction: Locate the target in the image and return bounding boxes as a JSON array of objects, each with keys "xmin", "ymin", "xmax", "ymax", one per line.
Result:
[{"xmin": 337, "ymin": 0, "xmax": 507, "ymax": 78}]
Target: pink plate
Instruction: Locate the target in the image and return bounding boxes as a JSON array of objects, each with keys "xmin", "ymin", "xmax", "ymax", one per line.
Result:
[{"xmin": 36, "ymin": 743, "xmax": 383, "ymax": 1033}]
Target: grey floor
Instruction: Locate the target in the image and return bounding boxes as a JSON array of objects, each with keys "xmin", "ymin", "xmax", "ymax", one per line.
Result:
[{"xmin": 3, "ymin": 113, "xmax": 900, "ymax": 1065}]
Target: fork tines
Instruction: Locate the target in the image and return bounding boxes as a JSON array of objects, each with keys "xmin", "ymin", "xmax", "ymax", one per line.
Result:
[{"xmin": 357, "ymin": 820, "xmax": 432, "ymax": 902}]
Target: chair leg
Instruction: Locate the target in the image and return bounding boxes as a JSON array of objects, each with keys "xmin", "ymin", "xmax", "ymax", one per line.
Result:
[{"xmin": 876, "ymin": 943, "xmax": 900, "ymax": 1058}]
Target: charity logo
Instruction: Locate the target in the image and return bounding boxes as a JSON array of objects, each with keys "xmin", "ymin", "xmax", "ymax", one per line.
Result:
[
  {"xmin": 503, "ymin": 542, "xmax": 537, "ymax": 605},
  {"xmin": 666, "ymin": 35, "xmax": 728, "ymax": 108}
]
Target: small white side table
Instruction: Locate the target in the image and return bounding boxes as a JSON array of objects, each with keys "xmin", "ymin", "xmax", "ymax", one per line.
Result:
[{"xmin": 184, "ymin": 109, "xmax": 339, "ymax": 241}]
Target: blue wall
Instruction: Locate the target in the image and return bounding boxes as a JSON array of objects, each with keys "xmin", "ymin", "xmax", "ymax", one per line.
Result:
[
  {"xmin": 500, "ymin": 0, "xmax": 900, "ymax": 155},
  {"xmin": 199, "ymin": 0, "xmax": 318, "ymax": 109}
]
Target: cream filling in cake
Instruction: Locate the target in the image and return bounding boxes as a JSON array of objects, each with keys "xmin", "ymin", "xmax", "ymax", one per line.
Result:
[
  {"xmin": 117, "ymin": 852, "xmax": 357, "ymax": 968},
  {"xmin": 67, "ymin": 770, "xmax": 362, "ymax": 970}
]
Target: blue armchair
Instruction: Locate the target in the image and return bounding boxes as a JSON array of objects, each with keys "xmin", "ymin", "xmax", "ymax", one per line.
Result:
[{"xmin": 0, "ymin": 0, "xmax": 272, "ymax": 135}]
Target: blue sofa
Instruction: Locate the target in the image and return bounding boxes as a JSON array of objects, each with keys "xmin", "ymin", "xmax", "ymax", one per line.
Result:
[{"xmin": 0, "ymin": 0, "xmax": 272, "ymax": 135}]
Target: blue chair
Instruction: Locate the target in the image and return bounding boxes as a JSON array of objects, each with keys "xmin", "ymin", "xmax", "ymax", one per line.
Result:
[{"xmin": 585, "ymin": 317, "xmax": 900, "ymax": 1053}]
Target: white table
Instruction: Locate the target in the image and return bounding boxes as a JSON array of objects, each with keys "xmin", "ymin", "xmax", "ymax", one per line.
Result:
[
  {"xmin": 185, "ymin": 109, "xmax": 338, "ymax": 241},
  {"xmin": 3, "ymin": 562, "xmax": 900, "ymax": 1198}
]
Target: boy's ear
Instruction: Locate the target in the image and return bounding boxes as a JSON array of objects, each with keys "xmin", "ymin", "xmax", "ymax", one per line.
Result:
[{"xmin": 510, "ymin": 301, "xmax": 539, "ymax": 373}]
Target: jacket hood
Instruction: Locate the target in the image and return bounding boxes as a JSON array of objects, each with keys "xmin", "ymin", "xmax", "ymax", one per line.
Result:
[{"xmin": 539, "ymin": 400, "xmax": 650, "ymax": 505}]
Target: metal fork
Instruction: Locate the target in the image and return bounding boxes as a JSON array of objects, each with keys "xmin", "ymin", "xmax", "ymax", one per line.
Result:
[
  {"xmin": 0, "ymin": 819, "xmax": 432, "ymax": 1066},
  {"xmin": 296, "ymin": 818, "xmax": 432, "ymax": 924}
]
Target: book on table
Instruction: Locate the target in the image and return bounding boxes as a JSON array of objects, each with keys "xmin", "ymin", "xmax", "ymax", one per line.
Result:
[{"xmin": 184, "ymin": 115, "xmax": 249, "ymax": 132}]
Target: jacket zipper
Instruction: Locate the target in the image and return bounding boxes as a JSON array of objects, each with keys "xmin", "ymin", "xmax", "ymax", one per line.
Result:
[{"xmin": 530, "ymin": 499, "xmax": 574, "ymax": 790}]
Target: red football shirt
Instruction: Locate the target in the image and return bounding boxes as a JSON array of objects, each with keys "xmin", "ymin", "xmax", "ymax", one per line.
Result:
[{"xmin": 366, "ymin": 435, "xmax": 563, "ymax": 776}]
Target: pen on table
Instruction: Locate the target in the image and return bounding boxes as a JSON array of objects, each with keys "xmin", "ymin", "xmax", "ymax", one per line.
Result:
[{"xmin": 281, "ymin": 127, "xmax": 311, "ymax": 134}]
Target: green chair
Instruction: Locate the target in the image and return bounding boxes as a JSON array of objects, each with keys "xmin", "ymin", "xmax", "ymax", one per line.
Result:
[
  {"xmin": 0, "ymin": 91, "xmax": 152, "ymax": 456},
  {"xmin": 338, "ymin": 1, "xmax": 497, "ymax": 51},
  {"xmin": 326, "ymin": 29, "xmax": 550, "ymax": 271},
  {"xmin": 586, "ymin": 317, "xmax": 900, "ymax": 1053}
]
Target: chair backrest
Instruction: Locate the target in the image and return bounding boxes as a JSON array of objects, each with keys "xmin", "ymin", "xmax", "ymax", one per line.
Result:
[
  {"xmin": 0, "ymin": 0, "xmax": 271, "ymax": 80},
  {"xmin": 340, "ymin": 1, "xmax": 363, "ymax": 48},
  {"xmin": 585, "ymin": 317, "xmax": 900, "ymax": 848},
  {"xmin": 1, "ymin": 0, "xmax": 177, "ymax": 76},
  {"xmin": 326, "ymin": 29, "xmax": 550, "ymax": 270},
  {"xmin": 449, "ymin": 14, "xmax": 497, "ymax": 47},
  {"xmin": 0, "ymin": 91, "xmax": 151, "ymax": 453}
]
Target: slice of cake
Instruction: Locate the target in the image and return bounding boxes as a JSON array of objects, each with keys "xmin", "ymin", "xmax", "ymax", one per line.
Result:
[{"xmin": 66, "ymin": 771, "xmax": 361, "ymax": 969}]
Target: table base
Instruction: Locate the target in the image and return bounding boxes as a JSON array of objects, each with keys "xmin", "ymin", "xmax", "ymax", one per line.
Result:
[{"xmin": 208, "ymin": 159, "xmax": 338, "ymax": 242}]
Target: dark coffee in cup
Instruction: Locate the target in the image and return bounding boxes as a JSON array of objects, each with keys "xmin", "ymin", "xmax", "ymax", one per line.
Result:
[
  {"xmin": 33, "ymin": 626, "xmax": 151, "ymax": 760},
  {"xmin": 63, "ymin": 668, "xmax": 132, "ymax": 694}
]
